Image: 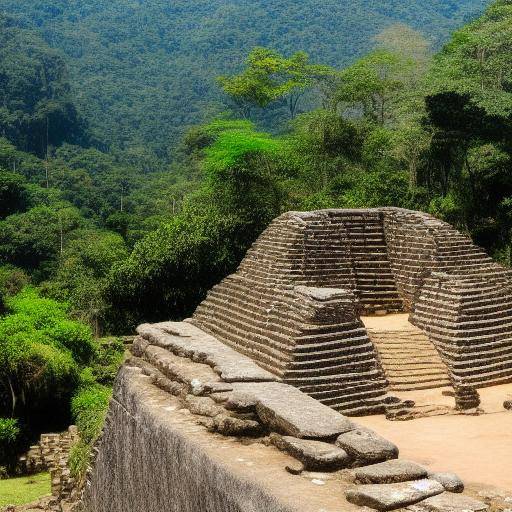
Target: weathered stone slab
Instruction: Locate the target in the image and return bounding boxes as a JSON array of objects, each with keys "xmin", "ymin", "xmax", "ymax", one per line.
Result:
[
  {"xmin": 336, "ymin": 427, "xmax": 399, "ymax": 466},
  {"xmin": 345, "ymin": 479, "xmax": 445, "ymax": 511},
  {"xmin": 137, "ymin": 322, "xmax": 277, "ymax": 383},
  {"xmin": 185, "ymin": 396, "xmax": 223, "ymax": 417},
  {"xmin": 270, "ymin": 433, "xmax": 351, "ymax": 471},
  {"xmin": 224, "ymin": 392, "xmax": 258, "ymax": 413},
  {"xmin": 211, "ymin": 415, "xmax": 263, "ymax": 437},
  {"xmin": 354, "ymin": 459, "xmax": 428, "ymax": 484},
  {"xmin": 428, "ymin": 473, "xmax": 464, "ymax": 493},
  {"xmin": 408, "ymin": 493, "xmax": 488, "ymax": 512},
  {"xmin": 230, "ymin": 382, "xmax": 356, "ymax": 439}
]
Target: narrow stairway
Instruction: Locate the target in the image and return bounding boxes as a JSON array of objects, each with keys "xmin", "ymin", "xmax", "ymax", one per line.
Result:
[{"xmin": 362, "ymin": 315, "xmax": 451, "ymax": 392}]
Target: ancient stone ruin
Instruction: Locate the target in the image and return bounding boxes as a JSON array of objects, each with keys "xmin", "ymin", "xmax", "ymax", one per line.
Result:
[
  {"xmin": 79, "ymin": 208, "xmax": 512, "ymax": 512},
  {"xmin": 191, "ymin": 208, "xmax": 512, "ymax": 413}
]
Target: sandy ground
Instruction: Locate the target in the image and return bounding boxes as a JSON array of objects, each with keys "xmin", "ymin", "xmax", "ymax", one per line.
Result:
[
  {"xmin": 359, "ymin": 314, "xmax": 512, "ymax": 491},
  {"xmin": 361, "ymin": 313, "xmax": 414, "ymax": 330},
  {"xmin": 358, "ymin": 383, "xmax": 512, "ymax": 491}
]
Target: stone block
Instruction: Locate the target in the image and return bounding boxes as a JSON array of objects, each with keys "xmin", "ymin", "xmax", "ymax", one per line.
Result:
[
  {"xmin": 185, "ymin": 396, "xmax": 223, "ymax": 417},
  {"xmin": 408, "ymin": 493, "xmax": 488, "ymax": 512},
  {"xmin": 354, "ymin": 459, "xmax": 428, "ymax": 484},
  {"xmin": 336, "ymin": 427, "xmax": 398, "ymax": 466},
  {"xmin": 345, "ymin": 479, "xmax": 445, "ymax": 511},
  {"xmin": 211, "ymin": 415, "xmax": 263, "ymax": 437},
  {"xmin": 270, "ymin": 433, "xmax": 350, "ymax": 471},
  {"xmin": 224, "ymin": 392, "xmax": 257, "ymax": 413},
  {"xmin": 232, "ymin": 382, "xmax": 356, "ymax": 439},
  {"xmin": 428, "ymin": 473, "xmax": 464, "ymax": 493}
]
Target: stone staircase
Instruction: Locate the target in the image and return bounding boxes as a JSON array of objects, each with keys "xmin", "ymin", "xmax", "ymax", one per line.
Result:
[
  {"xmin": 342, "ymin": 212, "xmax": 404, "ymax": 314},
  {"xmin": 364, "ymin": 317, "xmax": 451, "ymax": 392}
]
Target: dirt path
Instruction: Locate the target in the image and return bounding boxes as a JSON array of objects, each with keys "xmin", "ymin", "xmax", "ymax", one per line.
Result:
[{"xmin": 358, "ymin": 398, "xmax": 512, "ymax": 491}]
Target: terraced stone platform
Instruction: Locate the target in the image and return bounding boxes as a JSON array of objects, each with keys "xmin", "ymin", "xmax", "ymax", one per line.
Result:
[
  {"xmin": 191, "ymin": 207, "xmax": 512, "ymax": 412},
  {"xmin": 80, "ymin": 320, "xmax": 492, "ymax": 512}
]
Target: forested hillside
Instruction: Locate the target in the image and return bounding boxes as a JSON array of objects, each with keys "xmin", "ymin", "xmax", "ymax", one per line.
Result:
[
  {"xmin": 3, "ymin": 0, "xmax": 512, "ymax": 475},
  {"xmin": 0, "ymin": 0, "xmax": 487, "ymax": 156}
]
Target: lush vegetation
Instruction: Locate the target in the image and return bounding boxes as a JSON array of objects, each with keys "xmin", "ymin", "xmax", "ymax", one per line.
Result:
[
  {"xmin": 0, "ymin": 0, "xmax": 486, "ymax": 155},
  {"xmin": 0, "ymin": 287, "xmax": 123, "ymax": 472},
  {"xmin": 1, "ymin": 0, "xmax": 511, "ymax": 480}
]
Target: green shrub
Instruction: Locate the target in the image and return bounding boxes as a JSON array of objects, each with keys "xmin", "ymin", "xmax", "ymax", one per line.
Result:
[
  {"xmin": 71, "ymin": 385, "xmax": 111, "ymax": 444},
  {"xmin": 44, "ymin": 320, "xmax": 96, "ymax": 365},
  {"xmin": 69, "ymin": 384, "xmax": 111, "ymax": 481},
  {"xmin": 68, "ymin": 441, "xmax": 91, "ymax": 480},
  {"xmin": 89, "ymin": 338, "xmax": 125, "ymax": 386},
  {"xmin": 5, "ymin": 288, "xmax": 68, "ymax": 329},
  {"xmin": 0, "ymin": 418, "xmax": 20, "ymax": 469}
]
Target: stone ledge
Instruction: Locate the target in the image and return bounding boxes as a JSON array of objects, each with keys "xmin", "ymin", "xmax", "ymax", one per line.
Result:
[{"xmin": 137, "ymin": 322, "xmax": 278, "ymax": 383}]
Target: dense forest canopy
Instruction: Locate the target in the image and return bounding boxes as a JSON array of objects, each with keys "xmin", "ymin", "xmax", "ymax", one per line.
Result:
[{"xmin": 0, "ymin": 0, "xmax": 488, "ymax": 156}]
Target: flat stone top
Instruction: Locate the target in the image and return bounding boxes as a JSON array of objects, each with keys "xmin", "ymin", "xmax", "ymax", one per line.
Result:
[
  {"xmin": 137, "ymin": 321, "xmax": 277, "ymax": 383},
  {"xmin": 346, "ymin": 480, "xmax": 445, "ymax": 511},
  {"xmin": 354, "ymin": 459, "xmax": 428, "ymax": 484},
  {"xmin": 230, "ymin": 382, "xmax": 356, "ymax": 439},
  {"xmin": 294, "ymin": 286, "xmax": 354, "ymax": 302},
  {"xmin": 408, "ymin": 493, "xmax": 488, "ymax": 512}
]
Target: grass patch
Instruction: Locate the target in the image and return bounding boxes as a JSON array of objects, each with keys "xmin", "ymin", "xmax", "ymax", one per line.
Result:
[{"xmin": 0, "ymin": 472, "xmax": 51, "ymax": 507}]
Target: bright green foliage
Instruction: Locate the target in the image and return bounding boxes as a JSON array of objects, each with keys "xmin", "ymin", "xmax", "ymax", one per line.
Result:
[
  {"xmin": 219, "ymin": 48, "xmax": 333, "ymax": 118},
  {"xmin": 0, "ymin": 418, "xmax": 20, "ymax": 471},
  {"xmin": 0, "ymin": 288, "xmax": 95, "ymax": 447},
  {"xmin": 429, "ymin": 0, "xmax": 512, "ymax": 117},
  {"xmin": 0, "ymin": 266, "xmax": 29, "ymax": 311},
  {"xmin": 71, "ymin": 385, "xmax": 111, "ymax": 445},
  {"xmin": 69, "ymin": 384, "xmax": 111, "ymax": 480}
]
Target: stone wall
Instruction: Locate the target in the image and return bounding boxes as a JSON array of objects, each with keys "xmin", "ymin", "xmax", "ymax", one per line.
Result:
[
  {"xmin": 382, "ymin": 208, "xmax": 512, "ymax": 311},
  {"xmin": 411, "ymin": 273, "xmax": 512, "ymax": 387},
  {"xmin": 19, "ymin": 427, "xmax": 79, "ymax": 502},
  {"xmin": 192, "ymin": 207, "xmax": 512, "ymax": 392}
]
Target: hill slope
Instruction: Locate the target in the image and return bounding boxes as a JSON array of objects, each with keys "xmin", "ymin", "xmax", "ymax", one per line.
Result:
[{"xmin": 0, "ymin": 0, "xmax": 488, "ymax": 156}]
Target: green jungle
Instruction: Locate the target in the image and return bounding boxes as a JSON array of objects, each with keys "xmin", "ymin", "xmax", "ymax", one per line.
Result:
[{"xmin": 0, "ymin": 0, "xmax": 510, "ymax": 489}]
